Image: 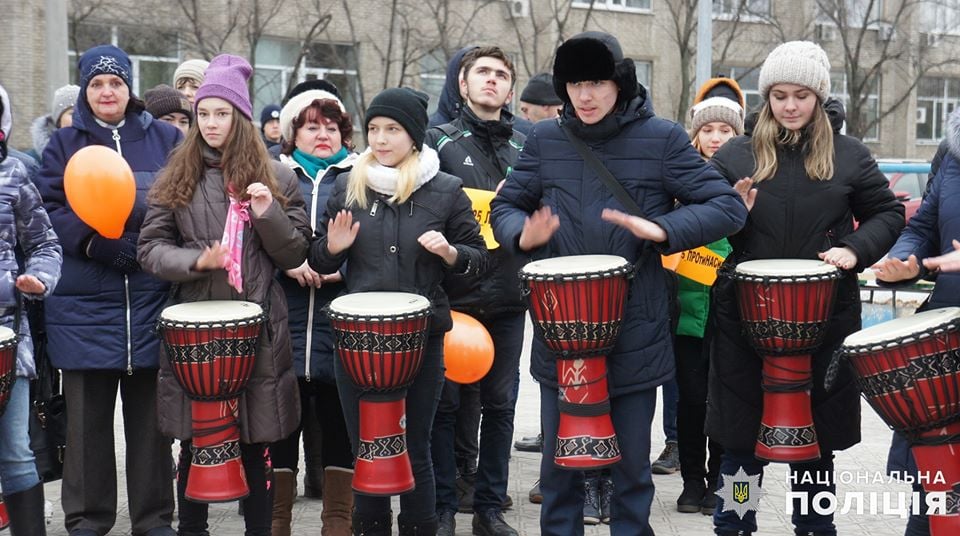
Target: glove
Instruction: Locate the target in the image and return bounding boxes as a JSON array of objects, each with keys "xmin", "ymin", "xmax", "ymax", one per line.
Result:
[{"xmin": 86, "ymin": 234, "xmax": 140, "ymax": 274}]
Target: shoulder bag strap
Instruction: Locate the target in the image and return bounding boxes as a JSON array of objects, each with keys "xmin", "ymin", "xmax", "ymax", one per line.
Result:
[{"xmin": 560, "ymin": 121, "xmax": 645, "ymax": 218}]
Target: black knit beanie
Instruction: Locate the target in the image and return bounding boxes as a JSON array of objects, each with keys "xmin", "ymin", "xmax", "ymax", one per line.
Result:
[
  {"xmin": 365, "ymin": 87, "xmax": 429, "ymax": 151},
  {"xmin": 520, "ymin": 73, "xmax": 562, "ymax": 106}
]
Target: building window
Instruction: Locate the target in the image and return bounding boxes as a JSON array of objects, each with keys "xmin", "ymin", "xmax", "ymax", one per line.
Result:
[
  {"xmin": 718, "ymin": 66, "xmax": 763, "ymax": 114},
  {"xmin": 571, "ymin": 0, "xmax": 651, "ymax": 12},
  {"xmin": 816, "ymin": 0, "xmax": 883, "ymax": 28},
  {"xmin": 918, "ymin": 0, "xmax": 960, "ymax": 35},
  {"xmin": 634, "ymin": 60, "xmax": 652, "ymax": 90},
  {"xmin": 68, "ymin": 22, "xmax": 180, "ymax": 97},
  {"xmin": 712, "ymin": 0, "xmax": 771, "ymax": 18},
  {"xmin": 253, "ymin": 37, "xmax": 361, "ymax": 121},
  {"xmin": 830, "ymin": 71, "xmax": 880, "ymax": 141},
  {"xmin": 916, "ymin": 77, "xmax": 960, "ymax": 142},
  {"xmin": 419, "ymin": 50, "xmax": 448, "ymax": 117}
]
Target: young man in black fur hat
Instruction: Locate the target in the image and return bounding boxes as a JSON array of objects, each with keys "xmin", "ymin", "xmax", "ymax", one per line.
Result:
[{"xmin": 491, "ymin": 31, "xmax": 747, "ymax": 535}]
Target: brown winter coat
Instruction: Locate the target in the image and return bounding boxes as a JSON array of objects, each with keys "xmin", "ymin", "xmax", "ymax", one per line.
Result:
[{"xmin": 138, "ymin": 155, "xmax": 310, "ymax": 443}]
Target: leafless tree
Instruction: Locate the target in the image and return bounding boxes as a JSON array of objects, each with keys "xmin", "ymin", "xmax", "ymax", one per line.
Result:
[
  {"xmin": 502, "ymin": 0, "xmax": 599, "ymax": 78},
  {"xmin": 173, "ymin": 0, "xmax": 243, "ymax": 59}
]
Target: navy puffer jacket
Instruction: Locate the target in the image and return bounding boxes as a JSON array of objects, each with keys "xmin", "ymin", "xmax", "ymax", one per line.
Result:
[
  {"xmin": 36, "ymin": 104, "xmax": 180, "ymax": 371},
  {"xmin": 490, "ymin": 94, "xmax": 747, "ymax": 396}
]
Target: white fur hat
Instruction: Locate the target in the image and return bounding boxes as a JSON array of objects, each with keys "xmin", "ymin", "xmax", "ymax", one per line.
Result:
[
  {"xmin": 758, "ymin": 41, "xmax": 831, "ymax": 102},
  {"xmin": 279, "ymin": 89, "xmax": 345, "ymax": 142}
]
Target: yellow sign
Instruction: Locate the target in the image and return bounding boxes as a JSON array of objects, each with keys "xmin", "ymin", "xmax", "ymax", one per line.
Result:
[
  {"xmin": 662, "ymin": 246, "xmax": 726, "ymax": 286},
  {"xmin": 463, "ymin": 187, "xmax": 499, "ymax": 249}
]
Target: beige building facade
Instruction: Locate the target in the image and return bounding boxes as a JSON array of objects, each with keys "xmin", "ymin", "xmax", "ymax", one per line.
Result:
[{"xmin": 3, "ymin": 0, "xmax": 960, "ymax": 160}]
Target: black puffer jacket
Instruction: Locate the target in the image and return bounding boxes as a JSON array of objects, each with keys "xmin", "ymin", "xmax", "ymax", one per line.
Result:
[
  {"xmin": 425, "ymin": 106, "xmax": 528, "ymax": 317},
  {"xmin": 308, "ymin": 151, "xmax": 488, "ymax": 335},
  {"xmin": 705, "ymin": 116, "xmax": 905, "ymax": 452}
]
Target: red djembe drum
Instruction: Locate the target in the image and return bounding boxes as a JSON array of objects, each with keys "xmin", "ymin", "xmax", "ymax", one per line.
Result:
[
  {"xmin": 158, "ymin": 300, "xmax": 264, "ymax": 503},
  {"xmin": 0, "ymin": 497, "xmax": 8, "ymax": 530},
  {"xmin": 327, "ymin": 292, "xmax": 432, "ymax": 495},
  {"xmin": 0, "ymin": 326, "xmax": 19, "ymax": 418},
  {"xmin": 835, "ymin": 307, "xmax": 960, "ymax": 535},
  {"xmin": 731, "ymin": 259, "xmax": 841, "ymax": 462},
  {"xmin": 519, "ymin": 255, "xmax": 633, "ymax": 469}
]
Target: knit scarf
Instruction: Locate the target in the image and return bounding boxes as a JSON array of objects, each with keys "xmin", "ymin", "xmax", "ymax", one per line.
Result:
[
  {"xmin": 292, "ymin": 147, "xmax": 348, "ymax": 179},
  {"xmin": 363, "ymin": 146, "xmax": 440, "ymax": 197}
]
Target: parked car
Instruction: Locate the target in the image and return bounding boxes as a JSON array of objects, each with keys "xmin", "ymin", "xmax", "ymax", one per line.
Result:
[{"xmin": 876, "ymin": 160, "xmax": 931, "ymax": 222}]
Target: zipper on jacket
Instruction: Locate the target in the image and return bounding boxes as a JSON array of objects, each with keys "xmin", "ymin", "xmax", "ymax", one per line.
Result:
[
  {"xmin": 124, "ymin": 274, "xmax": 133, "ymax": 375},
  {"xmin": 112, "ymin": 129, "xmax": 122, "ymax": 154},
  {"xmin": 304, "ymin": 175, "xmax": 322, "ymax": 381},
  {"xmin": 370, "ymin": 199, "xmax": 379, "ymax": 217}
]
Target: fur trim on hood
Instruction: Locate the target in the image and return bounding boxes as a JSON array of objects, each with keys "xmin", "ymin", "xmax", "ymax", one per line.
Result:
[
  {"xmin": 947, "ymin": 107, "xmax": 960, "ymax": 161},
  {"xmin": 31, "ymin": 115, "xmax": 55, "ymax": 157}
]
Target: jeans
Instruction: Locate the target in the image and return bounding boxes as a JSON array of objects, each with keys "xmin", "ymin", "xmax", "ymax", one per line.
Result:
[
  {"xmin": 0, "ymin": 377, "xmax": 40, "ymax": 495},
  {"xmin": 662, "ymin": 377, "xmax": 678, "ymax": 443},
  {"xmin": 337, "ymin": 333, "xmax": 446, "ymax": 523},
  {"xmin": 433, "ymin": 313, "xmax": 524, "ymax": 514},
  {"xmin": 539, "ymin": 385, "xmax": 656, "ymax": 536},
  {"xmin": 714, "ymin": 449, "xmax": 837, "ymax": 535}
]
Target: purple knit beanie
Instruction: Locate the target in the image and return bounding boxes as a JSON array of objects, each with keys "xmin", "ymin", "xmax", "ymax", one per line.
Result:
[{"xmin": 194, "ymin": 54, "xmax": 253, "ymax": 119}]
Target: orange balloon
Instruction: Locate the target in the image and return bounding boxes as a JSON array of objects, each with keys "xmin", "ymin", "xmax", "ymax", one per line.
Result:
[
  {"xmin": 64, "ymin": 145, "xmax": 136, "ymax": 239},
  {"xmin": 444, "ymin": 311, "xmax": 495, "ymax": 384}
]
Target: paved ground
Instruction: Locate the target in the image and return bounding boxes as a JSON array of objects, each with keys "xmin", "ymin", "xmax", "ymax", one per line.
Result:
[{"xmin": 40, "ymin": 302, "xmax": 918, "ymax": 535}]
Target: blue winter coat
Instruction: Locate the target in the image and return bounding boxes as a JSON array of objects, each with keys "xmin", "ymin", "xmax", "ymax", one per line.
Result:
[
  {"xmin": 490, "ymin": 95, "xmax": 747, "ymax": 396},
  {"xmin": 277, "ymin": 152, "xmax": 357, "ymax": 383},
  {"xmin": 36, "ymin": 105, "xmax": 180, "ymax": 371},
  {"xmin": 0, "ymin": 156, "xmax": 62, "ymax": 379}
]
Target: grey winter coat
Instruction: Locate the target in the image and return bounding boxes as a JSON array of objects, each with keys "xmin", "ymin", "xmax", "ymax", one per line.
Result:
[{"xmin": 138, "ymin": 152, "xmax": 310, "ymax": 443}]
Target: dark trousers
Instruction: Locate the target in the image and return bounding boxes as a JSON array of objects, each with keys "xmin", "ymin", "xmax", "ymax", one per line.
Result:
[
  {"xmin": 337, "ymin": 333, "xmax": 446, "ymax": 523},
  {"xmin": 675, "ymin": 335, "xmax": 722, "ymax": 485},
  {"xmin": 177, "ymin": 442, "xmax": 273, "ymax": 536},
  {"xmin": 454, "ymin": 383, "xmax": 481, "ymax": 473},
  {"xmin": 271, "ymin": 377, "xmax": 353, "ymax": 471},
  {"xmin": 539, "ymin": 385, "xmax": 657, "ymax": 536},
  {"xmin": 61, "ymin": 369, "xmax": 175, "ymax": 535},
  {"xmin": 433, "ymin": 313, "xmax": 524, "ymax": 514},
  {"xmin": 714, "ymin": 449, "xmax": 836, "ymax": 535}
]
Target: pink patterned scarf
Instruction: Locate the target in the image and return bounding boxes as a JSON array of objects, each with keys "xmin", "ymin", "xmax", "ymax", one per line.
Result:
[{"xmin": 221, "ymin": 194, "xmax": 250, "ymax": 293}]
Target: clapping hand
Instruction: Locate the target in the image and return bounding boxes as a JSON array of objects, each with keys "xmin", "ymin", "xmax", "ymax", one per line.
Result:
[
  {"xmin": 15, "ymin": 275, "xmax": 45, "ymax": 295},
  {"xmin": 872, "ymin": 255, "xmax": 920, "ymax": 283},
  {"xmin": 285, "ymin": 260, "xmax": 323, "ymax": 287},
  {"xmin": 921, "ymin": 240, "xmax": 960, "ymax": 272},
  {"xmin": 601, "ymin": 208, "xmax": 667, "ymax": 242},
  {"xmin": 734, "ymin": 177, "xmax": 758, "ymax": 211},
  {"xmin": 326, "ymin": 210, "xmax": 360, "ymax": 255},
  {"xmin": 518, "ymin": 206, "xmax": 560, "ymax": 251},
  {"xmin": 195, "ymin": 241, "xmax": 230, "ymax": 271},
  {"xmin": 419, "ymin": 230, "xmax": 458, "ymax": 266},
  {"xmin": 818, "ymin": 247, "xmax": 858, "ymax": 271}
]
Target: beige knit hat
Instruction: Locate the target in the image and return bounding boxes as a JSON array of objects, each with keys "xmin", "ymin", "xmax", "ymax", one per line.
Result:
[
  {"xmin": 279, "ymin": 89, "xmax": 345, "ymax": 142},
  {"xmin": 173, "ymin": 59, "xmax": 209, "ymax": 87},
  {"xmin": 690, "ymin": 97, "xmax": 744, "ymax": 136},
  {"xmin": 758, "ymin": 41, "xmax": 831, "ymax": 102}
]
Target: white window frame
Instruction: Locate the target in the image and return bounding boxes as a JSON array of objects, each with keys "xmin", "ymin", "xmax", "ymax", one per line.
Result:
[
  {"xmin": 712, "ymin": 0, "xmax": 772, "ymax": 22},
  {"xmin": 571, "ymin": 0, "xmax": 652, "ymax": 14},
  {"xmin": 815, "ymin": 0, "xmax": 884, "ymax": 29},
  {"xmin": 67, "ymin": 23, "xmax": 181, "ymax": 96},
  {"xmin": 830, "ymin": 71, "xmax": 881, "ymax": 142},
  {"xmin": 915, "ymin": 77, "xmax": 960, "ymax": 143},
  {"xmin": 917, "ymin": 0, "xmax": 960, "ymax": 36}
]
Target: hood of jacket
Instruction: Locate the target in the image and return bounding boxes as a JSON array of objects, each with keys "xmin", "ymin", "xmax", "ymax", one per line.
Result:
[
  {"xmin": 429, "ymin": 46, "xmax": 477, "ymax": 128},
  {"xmin": 31, "ymin": 115, "xmax": 54, "ymax": 157}
]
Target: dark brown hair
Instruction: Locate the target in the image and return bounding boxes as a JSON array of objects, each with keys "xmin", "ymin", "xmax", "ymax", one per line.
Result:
[
  {"xmin": 281, "ymin": 99, "xmax": 354, "ymax": 156},
  {"xmin": 150, "ymin": 104, "xmax": 285, "ymax": 208},
  {"xmin": 460, "ymin": 46, "xmax": 517, "ymax": 87}
]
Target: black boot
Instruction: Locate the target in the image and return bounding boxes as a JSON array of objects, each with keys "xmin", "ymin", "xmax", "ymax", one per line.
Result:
[
  {"xmin": 398, "ymin": 514, "xmax": 439, "ymax": 536},
  {"xmin": 677, "ymin": 479, "xmax": 706, "ymax": 513},
  {"xmin": 6, "ymin": 483, "xmax": 47, "ymax": 536},
  {"xmin": 352, "ymin": 511, "xmax": 392, "ymax": 536}
]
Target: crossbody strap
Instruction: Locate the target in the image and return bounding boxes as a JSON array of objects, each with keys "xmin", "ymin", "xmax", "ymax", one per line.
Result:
[
  {"xmin": 560, "ymin": 121, "xmax": 645, "ymax": 218},
  {"xmin": 437, "ymin": 124, "xmax": 509, "ymax": 182}
]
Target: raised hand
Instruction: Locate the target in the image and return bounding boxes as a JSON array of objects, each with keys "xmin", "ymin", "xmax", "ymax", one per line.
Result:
[
  {"xmin": 247, "ymin": 182, "xmax": 274, "ymax": 217},
  {"xmin": 418, "ymin": 230, "xmax": 458, "ymax": 265},
  {"xmin": 734, "ymin": 177, "xmax": 758, "ymax": 211},
  {"xmin": 518, "ymin": 206, "xmax": 560, "ymax": 252},
  {"xmin": 326, "ymin": 210, "xmax": 360, "ymax": 255},
  {"xmin": 195, "ymin": 241, "xmax": 231, "ymax": 271},
  {"xmin": 872, "ymin": 255, "xmax": 921, "ymax": 283},
  {"xmin": 601, "ymin": 208, "xmax": 667, "ymax": 242},
  {"xmin": 285, "ymin": 260, "xmax": 324, "ymax": 287},
  {"xmin": 818, "ymin": 246, "xmax": 858, "ymax": 271}
]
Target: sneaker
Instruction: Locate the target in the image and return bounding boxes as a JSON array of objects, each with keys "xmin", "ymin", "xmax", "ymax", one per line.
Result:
[
  {"xmin": 677, "ymin": 480, "xmax": 706, "ymax": 513},
  {"xmin": 651, "ymin": 441, "xmax": 680, "ymax": 475},
  {"xmin": 438, "ymin": 510, "xmax": 456, "ymax": 536},
  {"xmin": 472, "ymin": 509, "xmax": 519, "ymax": 536},
  {"xmin": 528, "ymin": 480, "xmax": 543, "ymax": 504},
  {"xmin": 599, "ymin": 472, "xmax": 614, "ymax": 524},
  {"xmin": 701, "ymin": 481, "xmax": 718, "ymax": 515},
  {"xmin": 583, "ymin": 473, "xmax": 601, "ymax": 525},
  {"xmin": 513, "ymin": 433, "xmax": 543, "ymax": 452}
]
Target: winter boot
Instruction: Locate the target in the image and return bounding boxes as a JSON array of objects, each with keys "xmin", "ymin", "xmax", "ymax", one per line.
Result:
[
  {"xmin": 6, "ymin": 483, "xmax": 47, "ymax": 536},
  {"xmin": 321, "ymin": 467, "xmax": 354, "ymax": 535},
  {"xmin": 397, "ymin": 514, "xmax": 439, "ymax": 536},
  {"xmin": 352, "ymin": 511, "xmax": 391, "ymax": 536},
  {"xmin": 271, "ymin": 468, "xmax": 297, "ymax": 536},
  {"xmin": 303, "ymin": 406, "xmax": 325, "ymax": 499}
]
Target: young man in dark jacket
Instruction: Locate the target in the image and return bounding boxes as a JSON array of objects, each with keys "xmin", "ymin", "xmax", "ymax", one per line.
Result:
[
  {"xmin": 424, "ymin": 46, "xmax": 526, "ymax": 536},
  {"xmin": 491, "ymin": 32, "xmax": 747, "ymax": 535}
]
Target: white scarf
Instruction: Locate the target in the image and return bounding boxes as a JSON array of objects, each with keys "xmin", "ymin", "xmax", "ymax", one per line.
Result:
[{"xmin": 363, "ymin": 146, "xmax": 441, "ymax": 197}]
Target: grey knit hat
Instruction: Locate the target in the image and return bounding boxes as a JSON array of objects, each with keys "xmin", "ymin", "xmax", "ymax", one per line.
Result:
[
  {"xmin": 758, "ymin": 41, "xmax": 831, "ymax": 102},
  {"xmin": 174, "ymin": 59, "xmax": 209, "ymax": 87},
  {"xmin": 690, "ymin": 97, "xmax": 744, "ymax": 136},
  {"xmin": 50, "ymin": 84, "xmax": 80, "ymax": 127}
]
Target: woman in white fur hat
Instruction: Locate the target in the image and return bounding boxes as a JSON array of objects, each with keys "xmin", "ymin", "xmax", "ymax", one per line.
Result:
[{"xmin": 704, "ymin": 41, "xmax": 905, "ymax": 536}]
